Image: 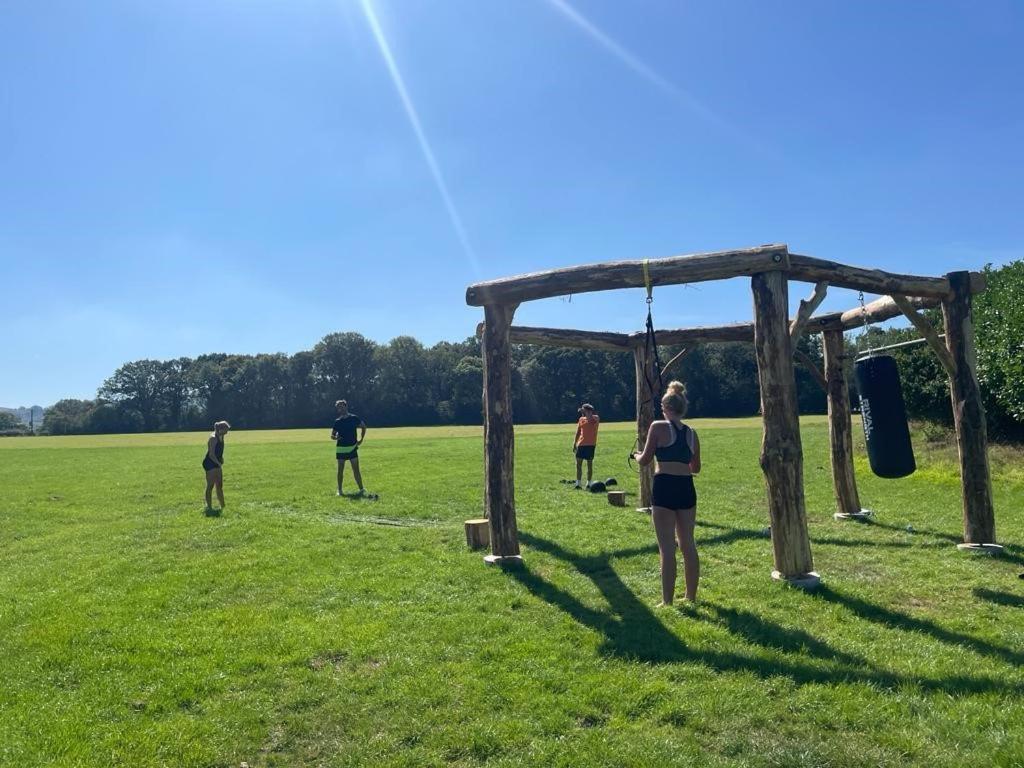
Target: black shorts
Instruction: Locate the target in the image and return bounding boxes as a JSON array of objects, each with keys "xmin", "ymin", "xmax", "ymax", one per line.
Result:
[
  {"xmin": 336, "ymin": 445, "xmax": 358, "ymax": 461},
  {"xmin": 202, "ymin": 458, "xmax": 221, "ymax": 472},
  {"xmin": 575, "ymin": 444, "xmax": 596, "ymax": 460},
  {"xmin": 652, "ymin": 474, "xmax": 697, "ymax": 511}
]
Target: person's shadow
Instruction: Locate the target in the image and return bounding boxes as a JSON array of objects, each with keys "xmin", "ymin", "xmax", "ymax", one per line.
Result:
[{"xmin": 504, "ymin": 531, "xmax": 1024, "ymax": 696}]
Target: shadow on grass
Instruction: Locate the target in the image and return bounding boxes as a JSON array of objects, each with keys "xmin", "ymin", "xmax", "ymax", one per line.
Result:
[
  {"xmin": 973, "ymin": 587, "xmax": 1024, "ymax": 609},
  {"xmin": 811, "ymin": 585, "xmax": 1024, "ymax": 667},
  {"xmin": 508, "ymin": 532, "xmax": 1024, "ymax": 696}
]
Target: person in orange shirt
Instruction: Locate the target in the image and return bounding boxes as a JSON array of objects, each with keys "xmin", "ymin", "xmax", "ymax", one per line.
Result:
[{"xmin": 572, "ymin": 403, "xmax": 600, "ymax": 489}]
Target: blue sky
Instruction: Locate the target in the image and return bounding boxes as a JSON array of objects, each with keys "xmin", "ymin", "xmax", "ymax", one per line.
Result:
[{"xmin": 1, "ymin": 0, "xmax": 1021, "ymax": 406}]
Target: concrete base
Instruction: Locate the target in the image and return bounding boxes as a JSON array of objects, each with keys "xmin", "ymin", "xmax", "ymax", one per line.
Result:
[
  {"xmin": 771, "ymin": 570, "xmax": 821, "ymax": 590},
  {"xmin": 483, "ymin": 554, "xmax": 524, "ymax": 567},
  {"xmin": 834, "ymin": 509, "xmax": 873, "ymax": 521},
  {"xmin": 956, "ymin": 543, "xmax": 1004, "ymax": 556}
]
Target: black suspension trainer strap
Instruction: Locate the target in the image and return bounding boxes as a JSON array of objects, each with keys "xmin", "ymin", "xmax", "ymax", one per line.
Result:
[{"xmin": 641, "ymin": 259, "xmax": 665, "ymax": 417}]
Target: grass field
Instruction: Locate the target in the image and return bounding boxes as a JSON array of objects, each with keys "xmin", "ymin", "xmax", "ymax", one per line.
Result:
[{"xmin": 2, "ymin": 418, "xmax": 1023, "ymax": 767}]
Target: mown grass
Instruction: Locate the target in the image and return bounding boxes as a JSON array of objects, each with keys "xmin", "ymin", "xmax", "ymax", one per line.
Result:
[{"xmin": 1, "ymin": 418, "xmax": 1023, "ymax": 767}]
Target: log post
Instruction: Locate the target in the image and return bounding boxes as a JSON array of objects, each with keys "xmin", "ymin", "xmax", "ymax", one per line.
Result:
[
  {"xmin": 751, "ymin": 272, "xmax": 818, "ymax": 586},
  {"xmin": 942, "ymin": 272, "xmax": 999, "ymax": 551},
  {"xmin": 633, "ymin": 344, "xmax": 658, "ymax": 510},
  {"xmin": 481, "ymin": 303, "xmax": 522, "ymax": 564},
  {"xmin": 822, "ymin": 329, "xmax": 867, "ymax": 520}
]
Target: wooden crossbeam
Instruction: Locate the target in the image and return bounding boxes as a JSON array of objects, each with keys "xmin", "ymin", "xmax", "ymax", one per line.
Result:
[
  {"xmin": 788, "ymin": 254, "xmax": 954, "ymax": 299},
  {"xmin": 466, "ymin": 245, "xmax": 790, "ymax": 306}
]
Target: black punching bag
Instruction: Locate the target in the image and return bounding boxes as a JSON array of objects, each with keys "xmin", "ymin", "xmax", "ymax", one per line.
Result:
[{"xmin": 855, "ymin": 355, "xmax": 916, "ymax": 478}]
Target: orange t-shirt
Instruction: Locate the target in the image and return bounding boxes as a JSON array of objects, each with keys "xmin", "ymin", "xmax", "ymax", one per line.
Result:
[{"xmin": 575, "ymin": 415, "xmax": 600, "ymax": 447}]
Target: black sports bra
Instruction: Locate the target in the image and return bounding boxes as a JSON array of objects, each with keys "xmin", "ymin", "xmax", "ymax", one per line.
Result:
[{"xmin": 655, "ymin": 421, "xmax": 693, "ymax": 464}]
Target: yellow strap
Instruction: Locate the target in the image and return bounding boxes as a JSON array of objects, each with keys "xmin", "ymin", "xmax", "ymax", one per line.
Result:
[{"xmin": 642, "ymin": 259, "xmax": 652, "ymax": 301}]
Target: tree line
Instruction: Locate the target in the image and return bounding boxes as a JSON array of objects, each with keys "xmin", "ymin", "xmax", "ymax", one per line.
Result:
[{"xmin": 36, "ymin": 261, "xmax": 1024, "ymax": 440}]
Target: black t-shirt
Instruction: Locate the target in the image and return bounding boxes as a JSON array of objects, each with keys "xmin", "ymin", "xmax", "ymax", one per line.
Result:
[{"xmin": 334, "ymin": 414, "xmax": 363, "ymax": 446}]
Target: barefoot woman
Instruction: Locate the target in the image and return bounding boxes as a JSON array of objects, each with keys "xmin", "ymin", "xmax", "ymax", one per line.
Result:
[
  {"xmin": 202, "ymin": 420, "xmax": 231, "ymax": 512},
  {"xmin": 633, "ymin": 382, "xmax": 701, "ymax": 605}
]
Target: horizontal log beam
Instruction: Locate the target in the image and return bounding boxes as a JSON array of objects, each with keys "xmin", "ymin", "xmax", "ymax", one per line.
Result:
[
  {"xmin": 837, "ymin": 295, "xmax": 939, "ymax": 330},
  {"xmin": 788, "ymin": 254, "xmax": 953, "ymax": 298},
  {"xmin": 466, "ymin": 245, "xmax": 790, "ymax": 306},
  {"xmin": 504, "ymin": 325, "xmax": 634, "ymax": 351},
  {"xmin": 633, "ymin": 323, "xmax": 755, "ymax": 345}
]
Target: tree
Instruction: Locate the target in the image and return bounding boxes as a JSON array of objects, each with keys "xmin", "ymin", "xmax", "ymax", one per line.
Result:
[
  {"xmin": 311, "ymin": 333, "xmax": 380, "ymax": 423},
  {"xmin": 974, "ymin": 260, "xmax": 1024, "ymax": 439},
  {"xmin": 99, "ymin": 360, "xmax": 167, "ymax": 432},
  {"xmin": 0, "ymin": 411, "xmax": 28, "ymax": 435},
  {"xmin": 41, "ymin": 399, "xmax": 97, "ymax": 435}
]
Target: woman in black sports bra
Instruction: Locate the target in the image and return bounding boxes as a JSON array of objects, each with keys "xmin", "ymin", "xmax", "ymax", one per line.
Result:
[
  {"xmin": 202, "ymin": 420, "xmax": 230, "ymax": 513},
  {"xmin": 633, "ymin": 381, "xmax": 702, "ymax": 605}
]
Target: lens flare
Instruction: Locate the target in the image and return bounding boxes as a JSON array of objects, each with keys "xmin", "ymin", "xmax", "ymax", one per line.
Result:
[{"xmin": 359, "ymin": 0, "xmax": 479, "ymax": 275}]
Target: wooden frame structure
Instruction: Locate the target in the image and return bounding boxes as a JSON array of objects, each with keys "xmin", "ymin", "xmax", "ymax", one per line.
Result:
[{"xmin": 466, "ymin": 244, "xmax": 997, "ymax": 582}]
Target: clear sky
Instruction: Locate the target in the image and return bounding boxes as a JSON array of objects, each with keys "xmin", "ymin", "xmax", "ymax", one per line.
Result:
[{"xmin": 2, "ymin": 0, "xmax": 1022, "ymax": 406}]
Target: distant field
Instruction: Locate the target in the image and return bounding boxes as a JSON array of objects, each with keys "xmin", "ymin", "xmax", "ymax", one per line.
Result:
[{"xmin": 1, "ymin": 417, "xmax": 1023, "ymax": 767}]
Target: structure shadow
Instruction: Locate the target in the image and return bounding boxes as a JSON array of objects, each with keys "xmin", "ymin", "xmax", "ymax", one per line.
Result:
[
  {"xmin": 973, "ymin": 587, "xmax": 1024, "ymax": 609},
  {"xmin": 811, "ymin": 585, "xmax": 1024, "ymax": 667},
  {"xmin": 510, "ymin": 532, "xmax": 1024, "ymax": 696}
]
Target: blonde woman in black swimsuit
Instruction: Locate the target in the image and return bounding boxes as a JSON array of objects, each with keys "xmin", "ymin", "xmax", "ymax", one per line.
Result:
[
  {"xmin": 202, "ymin": 420, "xmax": 230, "ymax": 513},
  {"xmin": 633, "ymin": 381, "xmax": 701, "ymax": 605}
]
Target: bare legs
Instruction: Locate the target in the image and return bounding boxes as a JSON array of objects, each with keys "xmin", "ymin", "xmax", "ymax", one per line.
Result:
[
  {"xmin": 652, "ymin": 505, "xmax": 699, "ymax": 604},
  {"xmin": 205, "ymin": 468, "xmax": 224, "ymax": 510},
  {"xmin": 337, "ymin": 457, "xmax": 365, "ymax": 494},
  {"xmin": 574, "ymin": 458, "xmax": 594, "ymax": 486}
]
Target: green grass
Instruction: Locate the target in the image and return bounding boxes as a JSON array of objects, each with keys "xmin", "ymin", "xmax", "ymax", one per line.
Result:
[{"xmin": 1, "ymin": 418, "xmax": 1023, "ymax": 767}]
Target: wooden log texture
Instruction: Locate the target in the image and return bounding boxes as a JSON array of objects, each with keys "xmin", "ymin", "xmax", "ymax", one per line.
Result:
[
  {"xmin": 636, "ymin": 323, "xmax": 755, "ymax": 345},
  {"xmin": 466, "ymin": 245, "xmax": 790, "ymax": 306},
  {"xmin": 837, "ymin": 294, "xmax": 939, "ymax": 331},
  {"xmin": 822, "ymin": 329, "xmax": 862, "ymax": 516},
  {"xmin": 889, "ymin": 295, "xmax": 956, "ymax": 377},
  {"xmin": 482, "ymin": 303, "xmax": 521, "ymax": 557},
  {"xmin": 789, "ymin": 281, "xmax": 829, "ymax": 341},
  {"xmin": 464, "ymin": 519, "xmax": 490, "ymax": 550},
  {"xmin": 942, "ymin": 272, "xmax": 997, "ymax": 544},
  {"xmin": 788, "ymin": 254, "xmax": 953, "ymax": 298},
  {"xmin": 506, "ymin": 325, "xmax": 634, "ymax": 351},
  {"xmin": 634, "ymin": 345, "xmax": 658, "ymax": 508},
  {"xmin": 751, "ymin": 272, "xmax": 815, "ymax": 578}
]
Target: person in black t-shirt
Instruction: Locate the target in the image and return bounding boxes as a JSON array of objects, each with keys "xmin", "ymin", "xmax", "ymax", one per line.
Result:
[{"xmin": 331, "ymin": 399, "xmax": 368, "ymax": 496}]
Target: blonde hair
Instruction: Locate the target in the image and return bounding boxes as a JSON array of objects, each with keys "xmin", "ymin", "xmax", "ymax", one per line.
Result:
[
  {"xmin": 214, "ymin": 420, "xmax": 231, "ymax": 432},
  {"xmin": 661, "ymin": 381, "xmax": 688, "ymax": 418}
]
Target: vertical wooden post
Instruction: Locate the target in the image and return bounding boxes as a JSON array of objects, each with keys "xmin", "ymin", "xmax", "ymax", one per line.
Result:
[
  {"xmin": 942, "ymin": 271, "xmax": 999, "ymax": 550},
  {"xmin": 633, "ymin": 344, "xmax": 658, "ymax": 510},
  {"xmin": 751, "ymin": 272, "xmax": 818, "ymax": 586},
  {"xmin": 822, "ymin": 329, "xmax": 866, "ymax": 519},
  {"xmin": 481, "ymin": 303, "xmax": 522, "ymax": 563}
]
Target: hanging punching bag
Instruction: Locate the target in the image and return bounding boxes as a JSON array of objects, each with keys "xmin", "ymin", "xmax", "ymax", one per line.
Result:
[{"xmin": 855, "ymin": 355, "xmax": 916, "ymax": 478}]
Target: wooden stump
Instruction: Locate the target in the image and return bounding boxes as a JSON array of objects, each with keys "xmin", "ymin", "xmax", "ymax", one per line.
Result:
[
  {"xmin": 942, "ymin": 271, "xmax": 997, "ymax": 546},
  {"xmin": 822, "ymin": 328, "xmax": 863, "ymax": 518},
  {"xmin": 482, "ymin": 303, "xmax": 521, "ymax": 560},
  {"xmin": 464, "ymin": 519, "xmax": 490, "ymax": 550},
  {"xmin": 607, "ymin": 491, "xmax": 626, "ymax": 507},
  {"xmin": 751, "ymin": 270, "xmax": 817, "ymax": 583}
]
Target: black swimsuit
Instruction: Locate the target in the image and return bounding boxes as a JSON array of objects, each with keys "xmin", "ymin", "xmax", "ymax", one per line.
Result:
[
  {"xmin": 202, "ymin": 437, "xmax": 224, "ymax": 471},
  {"xmin": 651, "ymin": 422, "xmax": 697, "ymax": 511}
]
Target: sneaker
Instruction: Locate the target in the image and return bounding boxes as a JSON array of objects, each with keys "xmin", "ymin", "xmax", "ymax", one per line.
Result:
[{"xmin": 573, "ymin": 481, "xmax": 581, "ymax": 489}]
